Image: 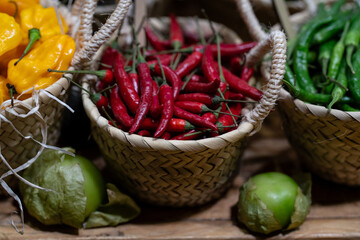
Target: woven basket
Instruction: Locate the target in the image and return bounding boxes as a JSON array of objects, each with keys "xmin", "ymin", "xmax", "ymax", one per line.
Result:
[
  {"xmin": 81, "ymin": 11, "xmax": 286, "ymax": 207},
  {"xmin": 241, "ymin": 0, "xmax": 360, "ymax": 185},
  {"xmin": 0, "ymin": 0, "xmax": 117, "ymax": 195}
]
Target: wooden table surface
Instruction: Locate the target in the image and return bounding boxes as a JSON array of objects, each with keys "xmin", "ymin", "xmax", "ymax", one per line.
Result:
[{"xmin": 1, "ymin": 112, "xmax": 360, "ymax": 240}]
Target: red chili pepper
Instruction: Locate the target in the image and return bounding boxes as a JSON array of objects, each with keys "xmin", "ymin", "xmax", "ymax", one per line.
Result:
[
  {"xmin": 217, "ymin": 103, "xmax": 243, "ymax": 133},
  {"xmin": 150, "ymin": 80, "xmax": 162, "ymax": 119},
  {"xmin": 181, "ymin": 78, "xmax": 220, "ymax": 94},
  {"xmin": 128, "ymin": 45, "xmax": 140, "ymax": 94},
  {"xmin": 114, "ymin": 54, "xmax": 140, "ymax": 114},
  {"xmin": 175, "ymin": 101, "xmax": 210, "ymax": 114},
  {"xmin": 209, "ymin": 42, "xmax": 257, "ymax": 57},
  {"xmin": 170, "ymin": 13, "xmax": 184, "ymax": 49},
  {"xmin": 240, "ymin": 66, "xmax": 254, "ymax": 83},
  {"xmin": 177, "ymin": 93, "xmax": 213, "ymax": 106},
  {"xmin": 140, "ymin": 118, "xmax": 195, "ymax": 132},
  {"xmin": 229, "ymin": 91, "xmax": 244, "ymax": 100},
  {"xmin": 202, "ymin": 45, "xmax": 219, "ymax": 83},
  {"xmin": 154, "ymin": 84, "xmax": 174, "ymax": 138},
  {"xmin": 110, "ymin": 85, "xmax": 133, "ymax": 129},
  {"xmin": 93, "ymin": 93, "xmax": 108, "ymax": 111},
  {"xmin": 221, "ymin": 65, "xmax": 262, "ymax": 101},
  {"xmin": 160, "ymin": 132, "xmax": 172, "ymax": 140},
  {"xmin": 174, "ymin": 106, "xmax": 218, "ymax": 132},
  {"xmin": 147, "ymin": 54, "xmax": 173, "ymax": 66},
  {"xmin": 188, "ymin": 74, "xmax": 206, "ymax": 82},
  {"xmin": 170, "ymin": 130, "xmax": 203, "ymax": 140},
  {"xmin": 175, "ymin": 51, "xmax": 203, "ymax": 78},
  {"xmin": 201, "ymin": 112, "xmax": 217, "ymax": 124},
  {"xmin": 230, "ymin": 56, "xmax": 244, "ymax": 75},
  {"xmin": 144, "ymin": 25, "xmax": 170, "ymax": 51},
  {"xmin": 128, "ymin": 72, "xmax": 139, "ymax": 94},
  {"xmin": 95, "ymin": 80, "xmax": 107, "ymax": 92},
  {"xmin": 153, "ymin": 64, "xmax": 181, "ymax": 100},
  {"xmin": 137, "ymin": 129, "xmax": 152, "ymax": 137},
  {"xmin": 129, "ymin": 62, "xmax": 153, "ymax": 134},
  {"xmin": 100, "ymin": 46, "xmax": 119, "ymax": 70},
  {"xmin": 176, "ymin": 93, "xmax": 224, "ymax": 106}
]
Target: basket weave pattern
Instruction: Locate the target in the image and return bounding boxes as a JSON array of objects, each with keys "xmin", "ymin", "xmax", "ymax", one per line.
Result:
[
  {"xmin": 94, "ymin": 125, "xmax": 246, "ymax": 206},
  {"xmin": 278, "ymin": 91, "xmax": 360, "ymax": 185}
]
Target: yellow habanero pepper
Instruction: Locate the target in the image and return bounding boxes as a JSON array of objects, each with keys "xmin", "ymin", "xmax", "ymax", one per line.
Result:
[
  {"xmin": 0, "ymin": 75, "xmax": 9, "ymax": 105},
  {"xmin": 7, "ymin": 34, "xmax": 75, "ymax": 94},
  {"xmin": 0, "ymin": 13, "xmax": 22, "ymax": 57},
  {"xmin": 0, "ymin": 0, "xmax": 39, "ymax": 19},
  {"xmin": 20, "ymin": 4, "xmax": 68, "ymax": 41}
]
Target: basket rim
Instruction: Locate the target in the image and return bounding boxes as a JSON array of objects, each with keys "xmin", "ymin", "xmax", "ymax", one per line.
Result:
[
  {"xmin": 279, "ymin": 88, "xmax": 360, "ymax": 121},
  {"xmin": 83, "ymin": 82, "xmax": 253, "ymax": 152}
]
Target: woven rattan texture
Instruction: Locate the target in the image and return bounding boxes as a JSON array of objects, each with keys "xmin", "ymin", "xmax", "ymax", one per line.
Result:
[
  {"xmin": 0, "ymin": 84, "xmax": 69, "ymax": 194},
  {"xmin": 278, "ymin": 99, "xmax": 360, "ymax": 186},
  {"xmin": 93, "ymin": 124, "xmax": 247, "ymax": 206}
]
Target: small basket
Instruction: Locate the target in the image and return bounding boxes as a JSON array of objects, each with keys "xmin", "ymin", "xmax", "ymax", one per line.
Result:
[
  {"xmin": 242, "ymin": 0, "xmax": 360, "ymax": 185},
  {"xmin": 0, "ymin": 0, "xmax": 118, "ymax": 194},
  {"xmin": 81, "ymin": 12, "xmax": 286, "ymax": 206}
]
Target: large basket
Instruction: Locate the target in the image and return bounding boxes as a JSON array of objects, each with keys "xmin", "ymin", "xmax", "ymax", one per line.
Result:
[
  {"xmin": 240, "ymin": 0, "xmax": 360, "ymax": 185},
  {"xmin": 0, "ymin": 0, "xmax": 111, "ymax": 194},
  {"xmin": 81, "ymin": 11, "xmax": 286, "ymax": 206}
]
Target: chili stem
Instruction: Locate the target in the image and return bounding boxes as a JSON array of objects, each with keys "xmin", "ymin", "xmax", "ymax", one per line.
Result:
[
  {"xmin": 157, "ymin": 58, "xmax": 167, "ymax": 84},
  {"xmin": 195, "ymin": 16, "xmax": 206, "ymax": 45},
  {"xmin": 102, "ymin": 106, "xmax": 118, "ymax": 128},
  {"xmin": 14, "ymin": 28, "xmax": 41, "ymax": 66},
  {"xmin": 181, "ymin": 69, "xmax": 197, "ymax": 91}
]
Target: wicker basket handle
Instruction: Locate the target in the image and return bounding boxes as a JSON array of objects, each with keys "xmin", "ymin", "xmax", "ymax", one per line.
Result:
[
  {"xmin": 71, "ymin": 0, "xmax": 133, "ymax": 68},
  {"xmin": 235, "ymin": 0, "xmax": 317, "ymax": 42},
  {"xmin": 243, "ymin": 30, "xmax": 286, "ymax": 131}
]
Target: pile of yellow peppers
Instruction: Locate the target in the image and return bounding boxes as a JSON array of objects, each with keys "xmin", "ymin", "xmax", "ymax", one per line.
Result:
[{"xmin": 0, "ymin": 0, "xmax": 76, "ymax": 104}]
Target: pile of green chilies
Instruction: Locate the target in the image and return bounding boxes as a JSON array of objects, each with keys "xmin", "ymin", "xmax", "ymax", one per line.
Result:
[{"xmin": 284, "ymin": 0, "xmax": 360, "ymax": 111}]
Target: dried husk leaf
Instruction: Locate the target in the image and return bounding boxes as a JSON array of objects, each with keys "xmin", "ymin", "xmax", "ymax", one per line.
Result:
[
  {"xmin": 287, "ymin": 173, "xmax": 311, "ymax": 230},
  {"xmin": 20, "ymin": 148, "xmax": 87, "ymax": 228},
  {"xmin": 83, "ymin": 183, "xmax": 140, "ymax": 229},
  {"xmin": 237, "ymin": 179, "xmax": 282, "ymax": 234}
]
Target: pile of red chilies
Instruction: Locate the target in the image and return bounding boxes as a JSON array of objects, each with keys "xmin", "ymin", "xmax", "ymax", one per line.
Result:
[{"xmin": 93, "ymin": 14, "xmax": 262, "ymax": 140}]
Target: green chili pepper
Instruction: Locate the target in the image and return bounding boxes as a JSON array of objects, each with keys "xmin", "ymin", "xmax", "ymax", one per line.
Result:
[
  {"xmin": 328, "ymin": 59, "xmax": 348, "ymax": 110},
  {"xmin": 318, "ymin": 40, "xmax": 337, "ymax": 76},
  {"xmin": 14, "ymin": 28, "xmax": 41, "ymax": 66},
  {"xmin": 328, "ymin": 0, "xmax": 346, "ymax": 16},
  {"xmin": 325, "ymin": 21, "xmax": 350, "ymax": 93},
  {"xmin": 348, "ymin": 48, "xmax": 360, "ymax": 103},
  {"xmin": 307, "ymin": 51, "xmax": 317, "ymax": 64},
  {"xmin": 284, "ymin": 63, "xmax": 296, "ymax": 86},
  {"xmin": 312, "ymin": 14, "xmax": 352, "ymax": 45},
  {"xmin": 293, "ymin": 15, "xmax": 335, "ymax": 94},
  {"xmin": 283, "ymin": 71, "xmax": 353, "ymax": 105},
  {"xmin": 337, "ymin": 103, "xmax": 360, "ymax": 111},
  {"xmin": 345, "ymin": 14, "xmax": 360, "ymax": 74}
]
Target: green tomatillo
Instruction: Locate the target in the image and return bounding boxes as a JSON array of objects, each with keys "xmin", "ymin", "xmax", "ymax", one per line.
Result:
[
  {"xmin": 20, "ymin": 148, "xmax": 105, "ymax": 228},
  {"xmin": 20, "ymin": 148, "xmax": 141, "ymax": 229},
  {"xmin": 237, "ymin": 172, "xmax": 311, "ymax": 235}
]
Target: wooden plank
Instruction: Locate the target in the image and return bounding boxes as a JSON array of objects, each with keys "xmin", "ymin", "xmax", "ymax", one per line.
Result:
[{"xmin": 1, "ymin": 115, "xmax": 360, "ymax": 239}]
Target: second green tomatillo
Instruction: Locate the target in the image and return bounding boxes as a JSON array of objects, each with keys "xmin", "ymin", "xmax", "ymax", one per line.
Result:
[{"xmin": 237, "ymin": 172, "xmax": 311, "ymax": 235}]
